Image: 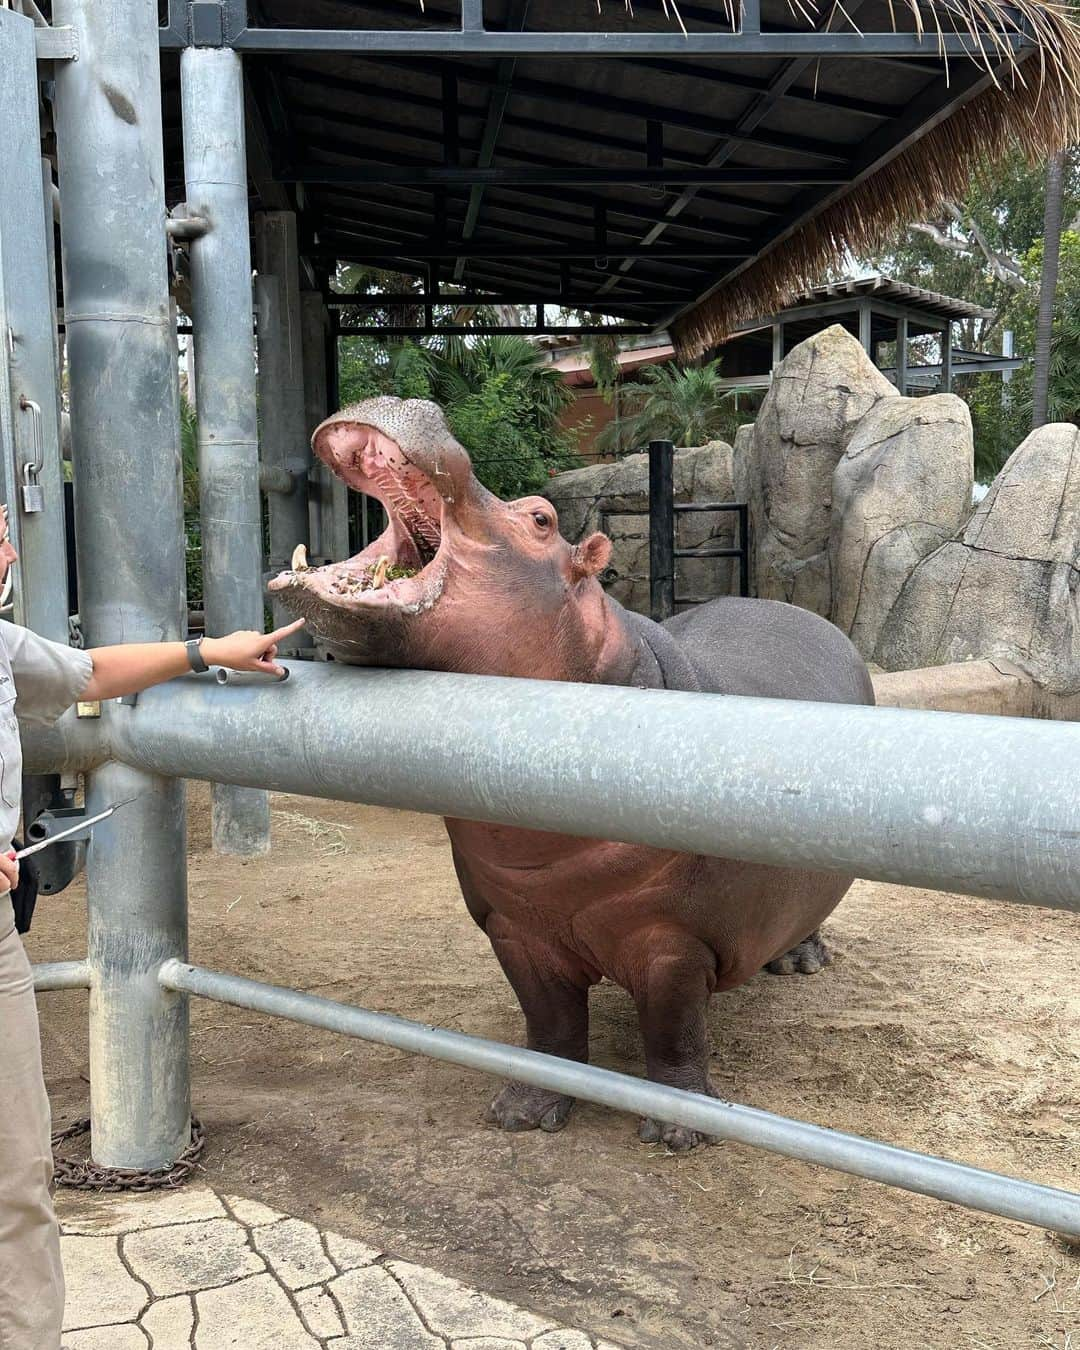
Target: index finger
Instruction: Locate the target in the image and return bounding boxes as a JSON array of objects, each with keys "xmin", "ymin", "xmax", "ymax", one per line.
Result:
[{"xmin": 264, "ymin": 618, "xmax": 306, "ymax": 644}]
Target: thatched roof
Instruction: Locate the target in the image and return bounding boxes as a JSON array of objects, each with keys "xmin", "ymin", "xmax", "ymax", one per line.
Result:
[{"xmin": 670, "ymin": 0, "xmax": 1080, "ymax": 359}]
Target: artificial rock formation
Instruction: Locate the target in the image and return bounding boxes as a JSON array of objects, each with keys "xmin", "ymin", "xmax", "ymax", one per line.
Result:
[
  {"xmin": 545, "ymin": 442, "xmax": 735, "ymax": 614},
  {"xmin": 736, "ymin": 324, "xmax": 973, "ymax": 659},
  {"xmin": 875, "ymin": 422, "xmax": 1080, "ymax": 695}
]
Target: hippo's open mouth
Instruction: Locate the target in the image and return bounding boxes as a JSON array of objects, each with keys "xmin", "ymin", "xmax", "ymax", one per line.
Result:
[{"xmin": 268, "ymin": 422, "xmax": 447, "ymax": 614}]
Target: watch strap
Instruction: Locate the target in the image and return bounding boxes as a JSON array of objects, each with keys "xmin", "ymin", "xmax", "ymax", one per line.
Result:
[{"xmin": 185, "ymin": 637, "xmax": 209, "ymax": 674}]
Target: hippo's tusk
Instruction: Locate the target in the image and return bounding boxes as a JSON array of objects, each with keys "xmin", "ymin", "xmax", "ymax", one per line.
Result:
[
  {"xmin": 370, "ymin": 555, "xmax": 391, "ymax": 589},
  {"xmin": 291, "ymin": 544, "xmax": 309, "ymax": 572}
]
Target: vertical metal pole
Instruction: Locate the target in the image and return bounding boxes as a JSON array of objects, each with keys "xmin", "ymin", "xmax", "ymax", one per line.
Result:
[
  {"xmin": 895, "ymin": 315, "xmax": 908, "ymax": 396},
  {"xmin": 941, "ymin": 322, "xmax": 953, "ymax": 393},
  {"xmin": 52, "ymin": 0, "xmax": 190, "ymax": 1168},
  {"xmin": 255, "ymin": 211, "xmax": 312, "ymax": 648},
  {"xmin": 302, "ymin": 290, "xmax": 349, "ymax": 565},
  {"xmin": 181, "ymin": 44, "xmax": 271, "ymax": 855},
  {"xmin": 0, "ymin": 13, "xmax": 70, "ymax": 640},
  {"xmin": 736, "ymin": 502, "xmax": 750, "ymax": 598},
  {"xmin": 648, "ymin": 439, "xmax": 675, "ymax": 622},
  {"xmin": 771, "ymin": 320, "xmax": 782, "ymax": 370},
  {"xmin": 1002, "ymin": 329, "xmax": 1015, "ymax": 386},
  {"xmin": 857, "ymin": 300, "xmax": 873, "ymax": 357}
]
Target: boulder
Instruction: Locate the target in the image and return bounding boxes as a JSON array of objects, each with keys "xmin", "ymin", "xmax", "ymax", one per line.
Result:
[
  {"xmin": 830, "ymin": 393, "xmax": 973, "ymax": 659},
  {"xmin": 741, "ymin": 324, "xmax": 895, "ymax": 616},
  {"xmin": 545, "ymin": 442, "xmax": 735, "ymax": 615},
  {"xmin": 875, "ymin": 423, "xmax": 1080, "ymax": 695}
]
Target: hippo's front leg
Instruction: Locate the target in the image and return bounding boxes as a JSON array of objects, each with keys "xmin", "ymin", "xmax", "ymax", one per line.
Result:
[
  {"xmin": 484, "ymin": 915, "xmax": 594, "ymax": 1134},
  {"xmin": 629, "ymin": 932, "xmax": 719, "ymax": 1152}
]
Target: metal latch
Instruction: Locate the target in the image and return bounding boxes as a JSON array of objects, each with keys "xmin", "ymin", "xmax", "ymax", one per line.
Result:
[{"xmin": 17, "ymin": 396, "xmax": 44, "ymax": 513}]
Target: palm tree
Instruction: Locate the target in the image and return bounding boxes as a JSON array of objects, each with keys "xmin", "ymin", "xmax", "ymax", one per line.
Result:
[
  {"xmin": 595, "ymin": 360, "xmax": 752, "ymax": 453},
  {"xmin": 424, "ymin": 334, "xmax": 575, "ymax": 426},
  {"xmin": 1032, "ymin": 149, "xmax": 1066, "ymax": 429}
]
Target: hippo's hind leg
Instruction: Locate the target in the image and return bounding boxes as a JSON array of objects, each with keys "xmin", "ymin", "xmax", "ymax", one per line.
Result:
[
  {"xmin": 630, "ymin": 932, "xmax": 719, "ymax": 1152},
  {"xmin": 484, "ymin": 916, "xmax": 593, "ymax": 1134},
  {"xmin": 765, "ymin": 929, "xmax": 831, "ymax": 976}
]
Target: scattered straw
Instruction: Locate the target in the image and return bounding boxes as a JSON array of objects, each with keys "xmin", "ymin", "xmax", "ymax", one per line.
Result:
[{"xmin": 271, "ymin": 808, "xmax": 353, "ymax": 857}]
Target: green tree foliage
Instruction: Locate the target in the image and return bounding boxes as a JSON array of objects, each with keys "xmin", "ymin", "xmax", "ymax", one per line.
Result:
[
  {"xmin": 179, "ymin": 395, "xmax": 203, "ymax": 610},
  {"xmin": 866, "ymin": 149, "xmax": 1080, "ymax": 479},
  {"xmin": 337, "ymin": 334, "xmax": 581, "ymax": 498},
  {"xmin": 594, "ymin": 360, "xmax": 757, "ymax": 453}
]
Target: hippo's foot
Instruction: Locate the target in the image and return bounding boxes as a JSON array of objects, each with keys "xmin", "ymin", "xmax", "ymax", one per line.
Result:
[
  {"xmin": 638, "ymin": 1080, "xmax": 721, "ymax": 1153},
  {"xmin": 766, "ymin": 930, "xmax": 831, "ymax": 976},
  {"xmin": 485, "ymin": 1081, "xmax": 576, "ymax": 1133}
]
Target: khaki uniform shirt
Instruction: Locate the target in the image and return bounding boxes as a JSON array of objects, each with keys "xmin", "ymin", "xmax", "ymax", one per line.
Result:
[{"xmin": 0, "ymin": 620, "xmax": 93, "ymax": 853}]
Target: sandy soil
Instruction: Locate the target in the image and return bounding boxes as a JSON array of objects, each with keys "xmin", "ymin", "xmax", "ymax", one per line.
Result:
[{"xmin": 29, "ymin": 784, "xmax": 1080, "ymax": 1350}]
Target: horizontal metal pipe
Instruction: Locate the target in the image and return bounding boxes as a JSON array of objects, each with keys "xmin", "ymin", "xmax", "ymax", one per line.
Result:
[
  {"xmin": 33, "ymin": 960, "xmax": 90, "ymax": 991},
  {"xmin": 62, "ymin": 663, "xmax": 1080, "ymax": 910},
  {"xmin": 159, "ymin": 959, "xmax": 1080, "ymax": 1238}
]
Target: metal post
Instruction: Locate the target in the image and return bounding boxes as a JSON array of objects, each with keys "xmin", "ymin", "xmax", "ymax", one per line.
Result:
[
  {"xmin": 181, "ymin": 44, "xmax": 270, "ymax": 855},
  {"xmin": 736, "ymin": 501, "xmax": 750, "ymax": 597},
  {"xmin": 649, "ymin": 439, "xmax": 675, "ymax": 621},
  {"xmin": 771, "ymin": 319, "xmax": 782, "ymax": 369},
  {"xmin": 857, "ymin": 300, "xmax": 873, "ymax": 356},
  {"xmin": 941, "ymin": 321, "xmax": 953, "ymax": 392},
  {"xmin": 895, "ymin": 315, "xmax": 908, "ymax": 396},
  {"xmin": 0, "ymin": 14, "xmax": 70, "ymax": 640},
  {"xmin": 52, "ymin": 0, "xmax": 191, "ymax": 1168},
  {"xmin": 1002, "ymin": 329, "xmax": 1015, "ymax": 385},
  {"xmin": 255, "ymin": 211, "xmax": 313, "ymax": 648},
  {"xmin": 301, "ymin": 290, "xmax": 349, "ymax": 565}
]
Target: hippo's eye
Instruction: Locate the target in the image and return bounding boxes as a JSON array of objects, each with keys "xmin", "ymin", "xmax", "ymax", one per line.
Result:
[{"xmin": 531, "ymin": 511, "xmax": 552, "ymax": 530}]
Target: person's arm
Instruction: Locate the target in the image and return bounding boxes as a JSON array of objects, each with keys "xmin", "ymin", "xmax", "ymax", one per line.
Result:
[{"xmin": 81, "ymin": 618, "xmax": 306, "ymax": 702}]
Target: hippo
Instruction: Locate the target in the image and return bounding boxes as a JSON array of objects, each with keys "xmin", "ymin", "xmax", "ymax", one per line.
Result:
[{"xmin": 270, "ymin": 396, "xmax": 874, "ymax": 1149}]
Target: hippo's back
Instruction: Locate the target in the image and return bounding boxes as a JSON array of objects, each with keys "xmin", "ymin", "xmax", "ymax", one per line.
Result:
[{"xmin": 664, "ymin": 597, "xmax": 874, "ymax": 706}]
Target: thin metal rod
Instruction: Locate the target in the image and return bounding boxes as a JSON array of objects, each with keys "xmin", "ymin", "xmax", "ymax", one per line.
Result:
[
  {"xmin": 159, "ymin": 959, "xmax": 1080, "ymax": 1239},
  {"xmin": 182, "ymin": 45, "xmax": 270, "ymax": 856},
  {"xmin": 32, "ymin": 960, "xmax": 90, "ymax": 991}
]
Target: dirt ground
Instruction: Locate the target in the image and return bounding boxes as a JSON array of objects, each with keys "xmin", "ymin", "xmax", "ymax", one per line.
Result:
[{"xmin": 29, "ymin": 784, "xmax": 1080, "ymax": 1350}]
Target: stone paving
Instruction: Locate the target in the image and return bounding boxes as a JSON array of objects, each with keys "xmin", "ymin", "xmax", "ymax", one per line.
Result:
[{"xmin": 56, "ymin": 1186, "xmax": 625, "ymax": 1350}]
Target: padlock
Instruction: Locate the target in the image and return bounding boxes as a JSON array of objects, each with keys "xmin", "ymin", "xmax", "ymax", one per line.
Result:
[
  {"xmin": 22, "ymin": 462, "xmax": 44, "ymax": 513},
  {"xmin": 17, "ymin": 397, "xmax": 45, "ymax": 513}
]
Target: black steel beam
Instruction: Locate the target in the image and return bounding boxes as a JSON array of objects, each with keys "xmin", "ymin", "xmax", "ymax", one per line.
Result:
[
  {"xmin": 287, "ymin": 166, "xmax": 848, "ymax": 187},
  {"xmin": 455, "ymin": 0, "xmax": 530, "ymax": 282},
  {"xmin": 207, "ymin": 31, "xmax": 1023, "ymax": 60},
  {"xmin": 336, "ymin": 324, "xmax": 658, "ymax": 336},
  {"xmin": 324, "ymin": 293, "xmax": 681, "ymax": 307},
  {"xmin": 312, "ymin": 243, "xmax": 748, "ymax": 260}
]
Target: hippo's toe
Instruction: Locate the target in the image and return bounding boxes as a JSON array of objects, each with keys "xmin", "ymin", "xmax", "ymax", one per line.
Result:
[
  {"xmin": 486, "ymin": 1081, "xmax": 575, "ymax": 1133},
  {"xmin": 766, "ymin": 930, "xmax": 832, "ymax": 976},
  {"xmin": 638, "ymin": 1118, "xmax": 716, "ymax": 1151}
]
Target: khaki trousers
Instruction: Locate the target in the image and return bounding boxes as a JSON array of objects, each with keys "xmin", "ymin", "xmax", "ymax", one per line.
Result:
[{"xmin": 0, "ymin": 895, "xmax": 64, "ymax": 1349}]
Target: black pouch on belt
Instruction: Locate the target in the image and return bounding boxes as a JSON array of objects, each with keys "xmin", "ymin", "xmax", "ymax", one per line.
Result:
[{"xmin": 11, "ymin": 844, "xmax": 39, "ymax": 935}]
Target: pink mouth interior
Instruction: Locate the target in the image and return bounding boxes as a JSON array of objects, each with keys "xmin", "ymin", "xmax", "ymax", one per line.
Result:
[{"xmin": 269, "ymin": 424, "xmax": 445, "ymax": 609}]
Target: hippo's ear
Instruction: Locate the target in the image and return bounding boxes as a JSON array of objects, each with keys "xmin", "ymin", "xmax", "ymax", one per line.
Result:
[{"xmin": 570, "ymin": 532, "xmax": 612, "ymax": 583}]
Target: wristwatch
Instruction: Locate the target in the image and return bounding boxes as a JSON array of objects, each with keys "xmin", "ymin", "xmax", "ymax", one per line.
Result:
[{"xmin": 185, "ymin": 637, "xmax": 210, "ymax": 673}]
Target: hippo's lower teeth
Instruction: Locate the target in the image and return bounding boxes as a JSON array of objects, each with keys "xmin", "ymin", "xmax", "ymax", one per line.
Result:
[{"xmin": 291, "ymin": 543, "xmax": 310, "ymax": 572}]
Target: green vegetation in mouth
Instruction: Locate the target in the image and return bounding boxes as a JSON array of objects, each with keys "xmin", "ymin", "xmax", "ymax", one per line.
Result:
[{"xmin": 381, "ymin": 564, "xmax": 420, "ymax": 582}]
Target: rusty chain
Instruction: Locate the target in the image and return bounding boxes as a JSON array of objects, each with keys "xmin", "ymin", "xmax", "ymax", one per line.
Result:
[{"xmin": 51, "ymin": 1116, "xmax": 206, "ymax": 1192}]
